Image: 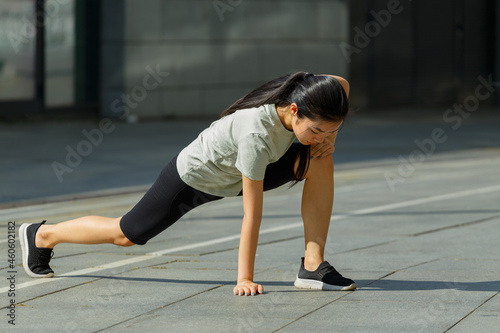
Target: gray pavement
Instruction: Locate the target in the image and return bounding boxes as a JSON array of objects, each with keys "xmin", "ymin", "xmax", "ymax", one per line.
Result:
[{"xmin": 1, "ymin": 107, "xmax": 500, "ymax": 332}]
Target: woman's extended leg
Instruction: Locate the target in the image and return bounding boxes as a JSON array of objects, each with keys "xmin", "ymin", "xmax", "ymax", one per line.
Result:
[
  {"xmin": 19, "ymin": 216, "xmax": 133, "ymax": 278},
  {"xmin": 20, "ymin": 155, "xmax": 222, "ymax": 278},
  {"xmin": 35, "ymin": 216, "xmax": 134, "ymax": 248}
]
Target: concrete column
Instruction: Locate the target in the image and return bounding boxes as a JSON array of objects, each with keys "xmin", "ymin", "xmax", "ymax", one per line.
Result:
[
  {"xmin": 99, "ymin": 0, "xmax": 125, "ymax": 118},
  {"xmin": 496, "ymin": 0, "xmax": 500, "ymax": 106}
]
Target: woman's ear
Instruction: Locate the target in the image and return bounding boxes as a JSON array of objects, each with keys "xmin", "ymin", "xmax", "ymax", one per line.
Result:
[{"xmin": 290, "ymin": 103, "xmax": 298, "ymax": 116}]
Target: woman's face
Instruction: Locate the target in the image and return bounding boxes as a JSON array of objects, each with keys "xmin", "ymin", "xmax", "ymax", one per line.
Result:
[{"xmin": 291, "ymin": 113, "xmax": 343, "ymax": 145}]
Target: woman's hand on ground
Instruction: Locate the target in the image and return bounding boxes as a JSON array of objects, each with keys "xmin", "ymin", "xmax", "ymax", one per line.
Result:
[{"xmin": 233, "ymin": 280, "xmax": 264, "ymax": 296}]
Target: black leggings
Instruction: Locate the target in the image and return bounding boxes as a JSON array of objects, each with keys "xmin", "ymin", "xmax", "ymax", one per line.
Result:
[{"xmin": 120, "ymin": 143, "xmax": 302, "ymax": 245}]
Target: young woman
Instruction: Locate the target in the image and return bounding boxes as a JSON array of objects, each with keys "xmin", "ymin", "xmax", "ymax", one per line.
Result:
[{"xmin": 20, "ymin": 71, "xmax": 356, "ymax": 296}]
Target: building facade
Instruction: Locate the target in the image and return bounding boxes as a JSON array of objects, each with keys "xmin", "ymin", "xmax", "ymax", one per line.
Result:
[
  {"xmin": 101, "ymin": 0, "xmax": 349, "ymax": 119},
  {"xmin": 0, "ymin": 0, "xmax": 497, "ymax": 120}
]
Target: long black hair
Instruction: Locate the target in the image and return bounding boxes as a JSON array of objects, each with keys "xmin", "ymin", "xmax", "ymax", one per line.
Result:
[{"xmin": 221, "ymin": 71, "xmax": 349, "ymax": 182}]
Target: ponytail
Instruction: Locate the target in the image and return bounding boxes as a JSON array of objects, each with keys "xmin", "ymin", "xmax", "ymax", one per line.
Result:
[{"xmin": 221, "ymin": 72, "xmax": 313, "ymax": 117}]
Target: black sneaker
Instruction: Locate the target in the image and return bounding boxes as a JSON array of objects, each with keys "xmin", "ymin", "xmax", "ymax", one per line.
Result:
[
  {"xmin": 19, "ymin": 221, "xmax": 54, "ymax": 278},
  {"xmin": 294, "ymin": 257, "xmax": 356, "ymax": 291}
]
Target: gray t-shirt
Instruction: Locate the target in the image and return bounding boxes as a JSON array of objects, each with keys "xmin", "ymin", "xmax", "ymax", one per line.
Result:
[{"xmin": 177, "ymin": 104, "xmax": 296, "ymax": 197}]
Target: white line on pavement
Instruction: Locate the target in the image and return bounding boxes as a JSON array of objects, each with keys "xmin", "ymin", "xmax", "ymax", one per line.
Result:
[{"xmin": 2, "ymin": 184, "xmax": 500, "ymax": 294}]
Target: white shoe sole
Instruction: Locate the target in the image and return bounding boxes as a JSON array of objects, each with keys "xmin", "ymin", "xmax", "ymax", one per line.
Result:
[
  {"xmin": 294, "ymin": 275, "xmax": 356, "ymax": 291},
  {"xmin": 19, "ymin": 223, "xmax": 54, "ymax": 278}
]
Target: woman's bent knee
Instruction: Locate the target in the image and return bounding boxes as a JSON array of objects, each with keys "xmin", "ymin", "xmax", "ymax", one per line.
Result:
[
  {"xmin": 114, "ymin": 233, "xmax": 135, "ymax": 247},
  {"xmin": 113, "ymin": 217, "xmax": 135, "ymax": 247}
]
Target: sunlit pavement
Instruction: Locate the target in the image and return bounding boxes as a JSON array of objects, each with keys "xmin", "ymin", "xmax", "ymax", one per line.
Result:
[{"xmin": 1, "ymin": 108, "xmax": 500, "ymax": 332}]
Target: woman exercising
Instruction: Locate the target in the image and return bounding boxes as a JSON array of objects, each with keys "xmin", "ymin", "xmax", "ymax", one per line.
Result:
[{"xmin": 20, "ymin": 71, "xmax": 356, "ymax": 296}]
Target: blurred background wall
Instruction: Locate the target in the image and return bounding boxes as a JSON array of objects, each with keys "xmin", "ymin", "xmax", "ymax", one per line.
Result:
[
  {"xmin": 0, "ymin": 0, "xmax": 498, "ymax": 120},
  {"xmin": 101, "ymin": 0, "xmax": 349, "ymax": 118},
  {"xmin": 350, "ymin": 0, "xmax": 497, "ymax": 108}
]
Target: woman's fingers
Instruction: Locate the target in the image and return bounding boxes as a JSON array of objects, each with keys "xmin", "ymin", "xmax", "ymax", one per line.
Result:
[
  {"xmin": 310, "ymin": 143, "xmax": 335, "ymax": 159},
  {"xmin": 233, "ymin": 283, "xmax": 263, "ymax": 296},
  {"xmin": 256, "ymin": 284, "xmax": 264, "ymax": 294}
]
